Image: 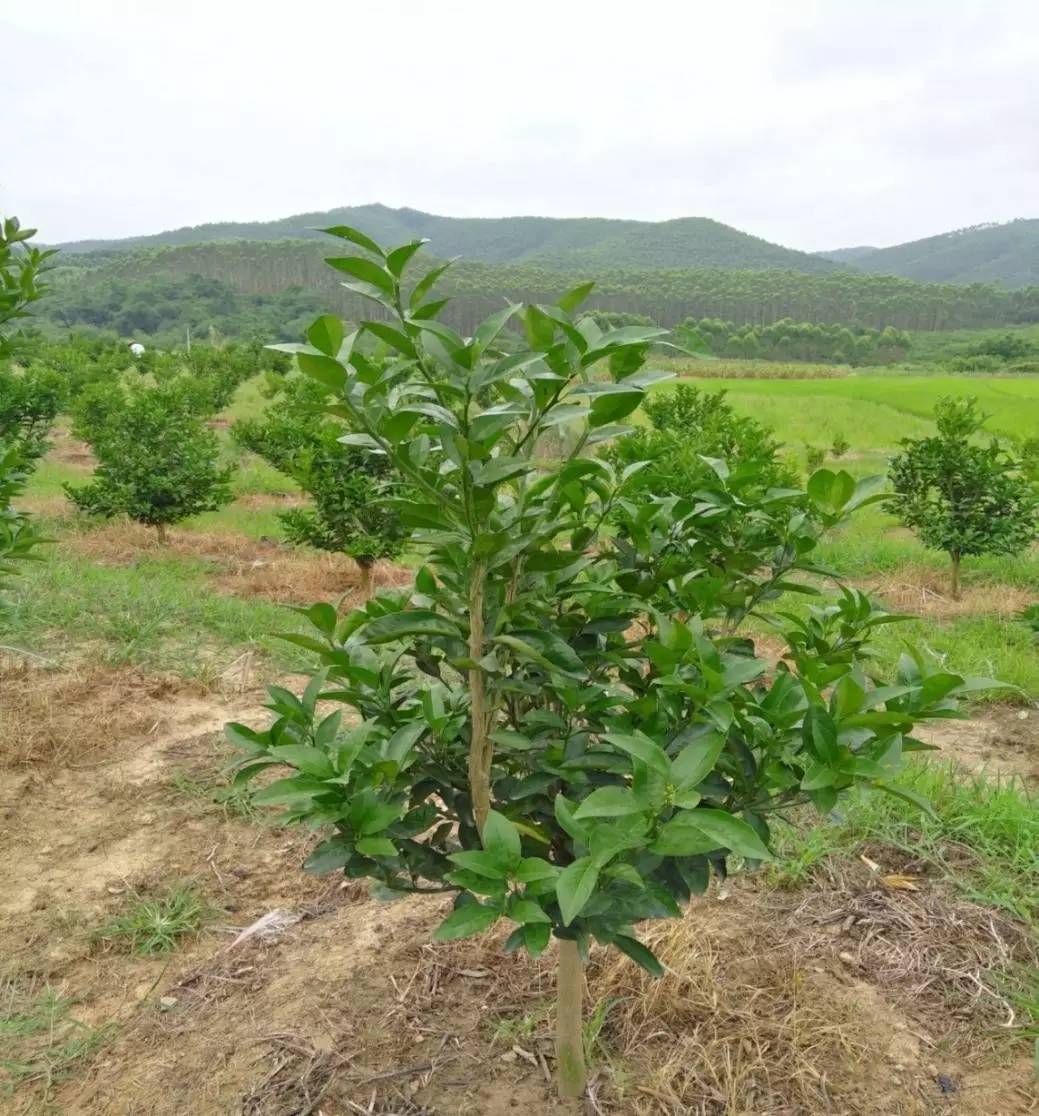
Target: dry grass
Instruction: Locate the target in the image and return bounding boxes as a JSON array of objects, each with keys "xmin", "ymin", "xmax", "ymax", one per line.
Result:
[
  {"xmin": 866, "ymin": 569, "xmax": 1034, "ymax": 619},
  {"xmin": 590, "ymin": 897, "xmax": 881, "ymax": 1115},
  {"xmin": 393, "ymin": 876, "xmax": 1039, "ymax": 1114},
  {"xmin": 0, "ymin": 660, "xmax": 210, "ymax": 766}
]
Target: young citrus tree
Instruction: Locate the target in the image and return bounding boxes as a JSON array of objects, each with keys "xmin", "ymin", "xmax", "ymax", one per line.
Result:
[
  {"xmin": 66, "ymin": 380, "xmax": 234, "ymax": 542},
  {"xmin": 888, "ymin": 396, "xmax": 1039, "ymax": 599},
  {"xmin": 1, "ymin": 217, "xmax": 55, "ymax": 605},
  {"xmin": 229, "ymin": 229, "xmax": 983, "ymax": 1101},
  {"xmin": 232, "ymin": 374, "xmax": 403, "ymax": 597}
]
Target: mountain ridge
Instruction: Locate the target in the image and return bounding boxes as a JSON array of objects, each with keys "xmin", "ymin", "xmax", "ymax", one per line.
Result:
[{"xmin": 52, "ymin": 203, "xmax": 840, "ymax": 276}]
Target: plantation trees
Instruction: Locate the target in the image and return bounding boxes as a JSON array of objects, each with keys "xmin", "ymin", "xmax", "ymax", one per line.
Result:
[
  {"xmin": 233, "ymin": 372, "xmax": 403, "ymax": 595},
  {"xmin": 66, "ymin": 381, "xmax": 234, "ymax": 541},
  {"xmin": 230, "ymin": 229, "xmax": 983, "ymax": 1102},
  {"xmin": 888, "ymin": 397, "xmax": 1039, "ymax": 598}
]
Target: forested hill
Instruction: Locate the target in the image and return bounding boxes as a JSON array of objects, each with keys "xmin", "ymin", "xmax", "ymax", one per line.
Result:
[
  {"xmin": 48, "ymin": 239, "xmax": 1039, "ymax": 338},
  {"xmin": 818, "ymin": 220, "xmax": 1039, "ymax": 287},
  {"xmin": 55, "ymin": 204, "xmax": 839, "ymax": 275}
]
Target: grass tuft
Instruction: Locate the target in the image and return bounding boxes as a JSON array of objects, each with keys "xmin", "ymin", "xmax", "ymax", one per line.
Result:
[{"xmin": 94, "ymin": 883, "xmax": 218, "ymax": 956}]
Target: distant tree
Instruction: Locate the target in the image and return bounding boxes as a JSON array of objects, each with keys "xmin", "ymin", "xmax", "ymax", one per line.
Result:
[
  {"xmin": 888, "ymin": 396, "xmax": 1039, "ymax": 598},
  {"xmin": 66, "ymin": 381, "xmax": 234, "ymax": 542},
  {"xmin": 232, "ymin": 368, "xmax": 403, "ymax": 596}
]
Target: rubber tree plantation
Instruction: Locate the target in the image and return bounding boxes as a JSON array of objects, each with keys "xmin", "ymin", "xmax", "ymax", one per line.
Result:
[
  {"xmin": 888, "ymin": 396, "xmax": 1039, "ymax": 599},
  {"xmin": 229, "ymin": 229, "xmax": 992, "ymax": 1102}
]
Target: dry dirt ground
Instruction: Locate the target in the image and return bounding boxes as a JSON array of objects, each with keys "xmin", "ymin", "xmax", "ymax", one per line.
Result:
[{"xmin": 2, "ymin": 663, "xmax": 1037, "ymax": 1115}]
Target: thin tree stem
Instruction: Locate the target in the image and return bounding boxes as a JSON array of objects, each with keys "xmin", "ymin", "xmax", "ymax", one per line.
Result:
[
  {"xmin": 556, "ymin": 938, "xmax": 586, "ymax": 1100},
  {"xmin": 467, "ymin": 562, "xmax": 492, "ymax": 834}
]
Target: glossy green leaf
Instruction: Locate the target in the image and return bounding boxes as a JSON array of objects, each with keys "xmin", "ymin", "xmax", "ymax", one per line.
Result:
[
  {"xmin": 433, "ymin": 901, "xmax": 501, "ymax": 941},
  {"xmin": 556, "ymin": 857, "xmax": 600, "ymax": 926}
]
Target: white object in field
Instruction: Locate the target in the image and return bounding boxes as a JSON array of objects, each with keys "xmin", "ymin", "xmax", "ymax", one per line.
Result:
[{"xmin": 129, "ymin": 341, "xmax": 146, "ymax": 357}]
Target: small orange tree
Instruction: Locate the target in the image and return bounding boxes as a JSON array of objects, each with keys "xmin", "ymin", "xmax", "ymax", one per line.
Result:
[{"xmin": 230, "ymin": 229, "xmax": 983, "ymax": 1101}]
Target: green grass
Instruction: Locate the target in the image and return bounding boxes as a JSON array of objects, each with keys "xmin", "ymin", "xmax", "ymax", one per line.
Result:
[
  {"xmin": 170, "ymin": 771, "xmax": 263, "ymax": 822},
  {"xmin": 772, "ymin": 761, "xmax": 1039, "ymax": 924},
  {"xmin": 654, "ymin": 373, "xmax": 1039, "ymax": 446},
  {"xmin": 94, "ymin": 883, "xmax": 218, "ymax": 956},
  {"xmin": 3, "ymin": 543, "xmax": 310, "ymax": 678},
  {"xmin": 0, "ymin": 981, "xmax": 115, "ymax": 1097}
]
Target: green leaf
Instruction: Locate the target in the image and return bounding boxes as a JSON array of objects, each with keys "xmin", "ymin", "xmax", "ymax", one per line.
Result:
[
  {"xmin": 602, "ymin": 732, "xmax": 671, "ymax": 777},
  {"xmin": 270, "ymin": 744, "xmax": 334, "ymax": 779},
  {"xmin": 803, "ymin": 705, "xmax": 840, "ymax": 765},
  {"xmin": 386, "ymin": 239, "xmax": 429, "ymax": 277},
  {"xmin": 355, "ymin": 837, "xmax": 397, "ymax": 858},
  {"xmin": 363, "ymin": 610, "xmax": 460, "ymax": 643},
  {"xmin": 654, "ymin": 809, "xmax": 773, "ymax": 860},
  {"xmin": 446, "ymin": 850, "xmax": 511, "ymax": 880},
  {"xmin": 554, "ymin": 795, "xmax": 587, "ymax": 842},
  {"xmin": 670, "ymin": 733, "xmax": 724, "ymax": 789},
  {"xmin": 306, "ymin": 315, "xmax": 345, "ymax": 357},
  {"xmin": 556, "ymin": 857, "xmax": 600, "ymax": 926},
  {"xmin": 325, "ymin": 255, "xmax": 395, "ymax": 294},
  {"xmin": 433, "ymin": 901, "xmax": 501, "ymax": 941},
  {"xmin": 303, "ymin": 838, "xmax": 353, "ymax": 874},
  {"xmin": 521, "ymin": 922, "xmax": 551, "ymax": 957},
  {"xmin": 409, "ymin": 260, "xmax": 455, "ymax": 309},
  {"xmin": 297, "ymin": 352, "xmax": 348, "ymax": 392},
  {"xmin": 649, "ymin": 814, "xmax": 723, "ymax": 856},
  {"xmin": 508, "ymin": 898, "xmax": 551, "ymax": 925},
  {"xmin": 364, "ymin": 320, "xmax": 418, "ymax": 358},
  {"xmin": 574, "ymin": 785, "xmax": 645, "ymax": 819},
  {"xmin": 613, "ymin": 934, "xmax": 664, "ymax": 976},
  {"xmin": 252, "ymin": 777, "xmax": 324, "ymax": 806},
  {"xmin": 516, "ymin": 857, "xmax": 558, "ymax": 883},
  {"xmin": 590, "ymin": 389, "xmax": 644, "ymax": 427},
  {"xmin": 807, "ymin": 468, "xmax": 856, "ymax": 513},
  {"xmin": 482, "ymin": 809, "xmax": 522, "ymax": 867},
  {"xmin": 557, "ymin": 281, "xmax": 595, "ymax": 313},
  {"xmin": 320, "ymin": 224, "xmax": 385, "ymax": 257}
]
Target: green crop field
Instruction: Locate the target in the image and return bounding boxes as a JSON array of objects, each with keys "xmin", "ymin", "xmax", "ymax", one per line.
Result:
[{"xmin": 656, "ymin": 371, "xmax": 1039, "ymax": 448}]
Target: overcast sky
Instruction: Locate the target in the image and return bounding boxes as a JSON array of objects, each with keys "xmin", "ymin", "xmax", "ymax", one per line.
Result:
[{"xmin": 3, "ymin": 0, "xmax": 1037, "ymax": 251}]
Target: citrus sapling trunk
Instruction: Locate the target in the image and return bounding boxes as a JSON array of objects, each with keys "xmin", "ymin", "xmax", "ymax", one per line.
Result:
[
  {"xmin": 156, "ymin": 522, "xmax": 168, "ymax": 545},
  {"xmin": 467, "ymin": 562, "xmax": 492, "ymax": 834},
  {"xmin": 556, "ymin": 937, "xmax": 587, "ymax": 1099},
  {"xmin": 356, "ymin": 556, "xmax": 374, "ymax": 599}
]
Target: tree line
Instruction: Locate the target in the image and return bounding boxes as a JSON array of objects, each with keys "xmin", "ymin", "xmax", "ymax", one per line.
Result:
[
  {"xmin": 681, "ymin": 316, "xmax": 912, "ymax": 365},
  {"xmin": 57, "ymin": 240, "xmax": 1039, "ymax": 337}
]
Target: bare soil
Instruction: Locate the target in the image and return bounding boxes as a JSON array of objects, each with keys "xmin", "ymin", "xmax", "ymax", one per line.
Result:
[
  {"xmin": 2, "ymin": 670, "xmax": 1036, "ymax": 1114},
  {"xmin": 918, "ymin": 705, "xmax": 1039, "ymax": 784}
]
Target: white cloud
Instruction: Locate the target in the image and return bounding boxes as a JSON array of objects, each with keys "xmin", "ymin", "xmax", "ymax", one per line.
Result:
[{"xmin": 1, "ymin": 0, "xmax": 1036, "ymax": 249}]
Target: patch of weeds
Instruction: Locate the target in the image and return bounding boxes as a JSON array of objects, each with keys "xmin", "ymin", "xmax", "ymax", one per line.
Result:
[
  {"xmin": 0, "ymin": 980, "xmax": 116, "ymax": 1098},
  {"xmin": 770, "ymin": 761, "xmax": 1039, "ymax": 924},
  {"xmin": 170, "ymin": 771, "xmax": 261, "ymax": 822},
  {"xmin": 491, "ymin": 1007, "xmax": 546, "ymax": 1046},
  {"xmin": 94, "ymin": 883, "xmax": 219, "ymax": 956}
]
